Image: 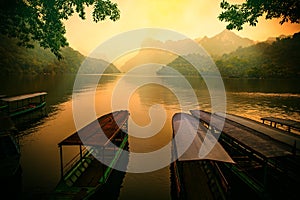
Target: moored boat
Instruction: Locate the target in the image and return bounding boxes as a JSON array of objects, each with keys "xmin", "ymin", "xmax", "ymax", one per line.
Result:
[
  {"xmin": 51, "ymin": 110, "xmax": 129, "ymax": 200},
  {"xmin": 0, "ymin": 92, "xmax": 47, "ymax": 118},
  {"xmin": 190, "ymin": 109, "xmax": 300, "ymax": 200},
  {"xmin": 171, "ymin": 112, "xmax": 234, "ymax": 200},
  {"xmin": 0, "ymin": 112, "xmax": 22, "ymax": 197}
]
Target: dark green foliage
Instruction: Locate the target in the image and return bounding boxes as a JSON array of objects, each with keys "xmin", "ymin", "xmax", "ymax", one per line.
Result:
[
  {"xmin": 0, "ymin": 0, "xmax": 120, "ymax": 59},
  {"xmin": 219, "ymin": 0, "xmax": 300, "ymax": 30},
  {"xmin": 0, "ymin": 36, "xmax": 120, "ymax": 75},
  {"xmin": 216, "ymin": 32, "xmax": 300, "ymax": 78}
]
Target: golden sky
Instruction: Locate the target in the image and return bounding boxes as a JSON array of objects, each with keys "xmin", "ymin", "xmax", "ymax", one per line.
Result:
[{"xmin": 64, "ymin": 0, "xmax": 300, "ymax": 56}]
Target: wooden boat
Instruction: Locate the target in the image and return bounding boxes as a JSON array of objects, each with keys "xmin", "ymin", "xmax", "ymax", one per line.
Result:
[
  {"xmin": 0, "ymin": 133, "xmax": 21, "ymax": 174},
  {"xmin": 171, "ymin": 112, "xmax": 234, "ymax": 200},
  {"xmin": 51, "ymin": 110, "xmax": 129, "ymax": 200},
  {"xmin": 0, "ymin": 92, "xmax": 47, "ymax": 118},
  {"xmin": 0, "ymin": 112, "xmax": 22, "ymax": 194},
  {"xmin": 190, "ymin": 110, "xmax": 300, "ymax": 200},
  {"xmin": 0, "ymin": 95, "xmax": 7, "ymax": 110}
]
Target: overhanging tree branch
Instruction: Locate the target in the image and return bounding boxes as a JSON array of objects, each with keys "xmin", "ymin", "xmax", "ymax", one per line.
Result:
[
  {"xmin": 0, "ymin": 0, "xmax": 120, "ymax": 59},
  {"xmin": 218, "ymin": 0, "xmax": 300, "ymax": 31}
]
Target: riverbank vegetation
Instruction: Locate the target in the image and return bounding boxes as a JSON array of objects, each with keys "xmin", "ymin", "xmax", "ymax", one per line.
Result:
[{"xmin": 0, "ymin": 36, "xmax": 119, "ymax": 75}]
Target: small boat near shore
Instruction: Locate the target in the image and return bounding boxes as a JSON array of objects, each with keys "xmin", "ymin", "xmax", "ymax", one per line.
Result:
[
  {"xmin": 51, "ymin": 110, "xmax": 129, "ymax": 200},
  {"xmin": 0, "ymin": 112, "xmax": 20, "ymax": 176},
  {"xmin": 0, "ymin": 112, "xmax": 22, "ymax": 197},
  {"xmin": 0, "ymin": 92, "xmax": 47, "ymax": 118}
]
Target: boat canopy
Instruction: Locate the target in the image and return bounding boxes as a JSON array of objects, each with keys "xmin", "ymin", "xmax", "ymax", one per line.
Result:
[
  {"xmin": 1, "ymin": 92, "xmax": 47, "ymax": 102},
  {"xmin": 172, "ymin": 113, "xmax": 234, "ymax": 163},
  {"xmin": 191, "ymin": 110, "xmax": 293, "ymax": 158},
  {"xmin": 58, "ymin": 110, "xmax": 129, "ymax": 147},
  {"xmin": 58, "ymin": 120, "xmax": 111, "ymax": 146}
]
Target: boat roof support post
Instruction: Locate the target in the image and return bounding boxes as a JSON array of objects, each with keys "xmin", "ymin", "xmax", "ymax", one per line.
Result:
[
  {"xmin": 59, "ymin": 145, "xmax": 63, "ymax": 180},
  {"xmin": 263, "ymin": 160, "xmax": 269, "ymax": 198},
  {"xmin": 79, "ymin": 145, "xmax": 82, "ymax": 160}
]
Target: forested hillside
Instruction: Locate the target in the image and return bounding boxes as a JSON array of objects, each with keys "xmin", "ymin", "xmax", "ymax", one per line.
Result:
[
  {"xmin": 158, "ymin": 32, "xmax": 299, "ymax": 79},
  {"xmin": 216, "ymin": 32, "xmax": 300, "ymax": 78},
  {"xmin": 157, "ymin": 54, "xmax": 217, "ymax": 76},
  {"xmin": 0, "ymin": 36, "xmax": 120, "ymax": 75}
]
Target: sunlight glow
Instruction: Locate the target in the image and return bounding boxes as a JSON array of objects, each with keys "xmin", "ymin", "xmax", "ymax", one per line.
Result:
[{"xmin": 63, "ymin": 0, "xmax": 300, "ymax": 56}]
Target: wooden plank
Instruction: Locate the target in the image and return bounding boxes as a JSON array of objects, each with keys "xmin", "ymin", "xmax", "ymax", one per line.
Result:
[{"xmin": 190, "ymin": 110, "xmax": 291, "ymax": 159}]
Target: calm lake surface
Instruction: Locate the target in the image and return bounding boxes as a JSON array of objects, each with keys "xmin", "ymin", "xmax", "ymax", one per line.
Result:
[{"xmin": 1, "ymin": 74, "xmax": 300, "ymax": 199}]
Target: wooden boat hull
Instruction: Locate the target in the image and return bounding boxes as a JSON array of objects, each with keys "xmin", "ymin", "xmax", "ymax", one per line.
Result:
[{"xmin": 10, "ymin": 101, "xmax": 46, "ymax": 118}]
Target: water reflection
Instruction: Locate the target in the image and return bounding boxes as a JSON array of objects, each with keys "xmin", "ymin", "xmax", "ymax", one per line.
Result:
[{"xmin": 0, "ymin": 74, "xmax": 299, "ymax": 199}]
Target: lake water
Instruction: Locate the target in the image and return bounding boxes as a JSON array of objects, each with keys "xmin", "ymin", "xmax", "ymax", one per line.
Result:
[{"xmin": 1, "ymin": 74, "xmax": 300, "ymax": 199}]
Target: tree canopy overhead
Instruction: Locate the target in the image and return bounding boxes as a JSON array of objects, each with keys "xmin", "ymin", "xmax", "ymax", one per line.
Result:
[
  {"xmin": 0, "ymin": 0, "xmax": 120, "ymax": 59},
  {"xmin": 219, "ymin": 0, "xmax": 300, "ymax": 30}
]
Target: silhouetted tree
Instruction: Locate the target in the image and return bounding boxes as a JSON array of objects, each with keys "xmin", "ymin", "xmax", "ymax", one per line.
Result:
[
  {"xmin": 0, "ymin": 0, "xmax": 120, "ymax": 59},
  {"xmin": 219, "ymin": 0, "xmax": 300, "ymax": 30}
]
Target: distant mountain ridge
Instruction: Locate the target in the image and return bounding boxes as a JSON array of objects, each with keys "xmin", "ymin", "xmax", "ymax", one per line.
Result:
[
  {"xmin": 122, "ymin": 30, "xmax": 255, "ymax": 73},
  {"xmin": 119, "ymin": 49, "xmax": 176, "ymax": 72},
  {"xmin": 0, "ymin": 36, "xmax": 120, "ymax": 75},
  {"xmin": 119, "ymin": 38, "xmax": 203, "ymax": 72},
  {"xmin": 197, "ymin": 30, "xmax": 255, "ymax": 57},
  {"xmin": 157, "ymin": 31, "xmax": 300, "ymax": 78}
]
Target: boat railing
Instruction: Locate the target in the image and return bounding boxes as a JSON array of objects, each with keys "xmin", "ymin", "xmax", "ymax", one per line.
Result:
[
  {"xmin": 62, "ymin": 147, "xmax": 91, "ymax": 178},
  {"xmin": 61, "ymin": 133, "xmax": 124, "ymax": 179}
]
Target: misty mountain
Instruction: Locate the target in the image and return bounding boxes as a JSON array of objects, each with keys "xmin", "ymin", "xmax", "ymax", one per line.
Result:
[
  {"xmin": 121, "ymin": 30, "xmax": 255, "ymax": 75},
  {"xmin": 79, "ymin": 57, "xmax": 120, "ymax": 74},
  {"xmin": 119, "ymin": 48, "xmax": 177, "ymax": 72},
  {"xmin": 120, "ymin": 37, "xmax": 209, "ymax": 72},
  {"xmin": 158, "ymin": 31, "xmax": 300, "ymax": 78},
  {"xmin": 0, "ymin": 36, "xmax": 119, "ymax": 75},
  {"xmin": 197, "ymin": 29, "xmax": 255, "ymax": 57}
]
